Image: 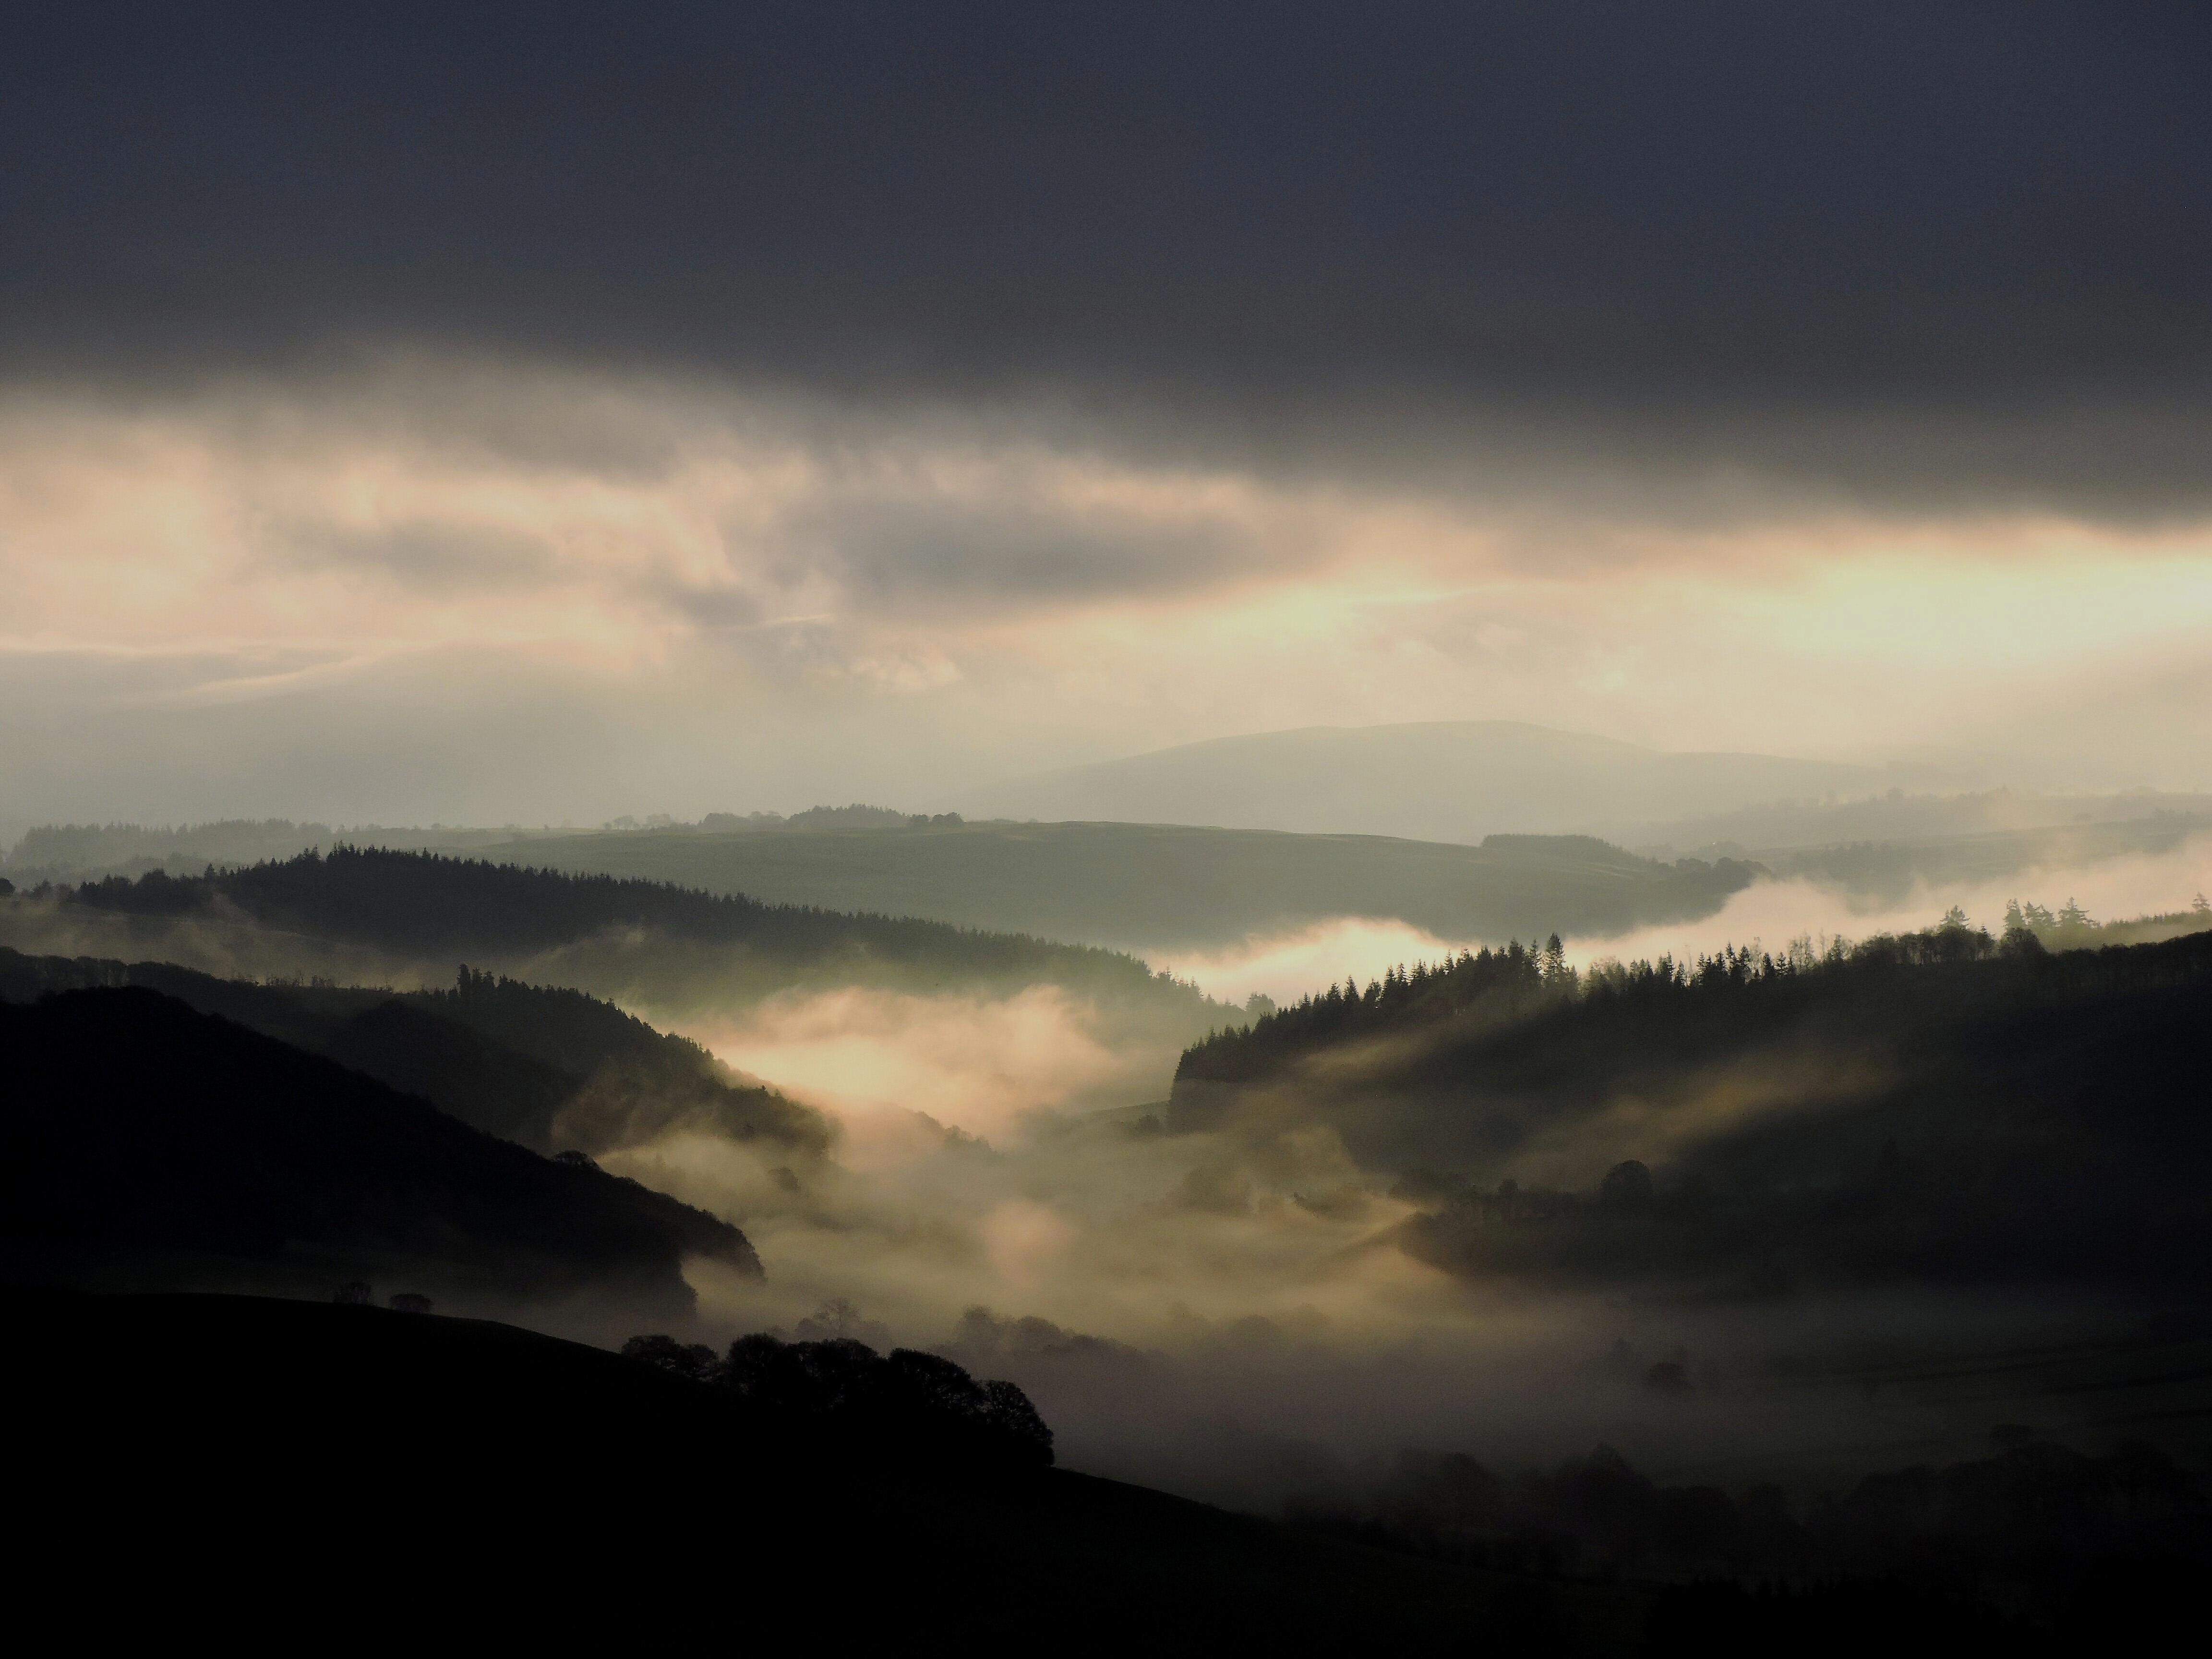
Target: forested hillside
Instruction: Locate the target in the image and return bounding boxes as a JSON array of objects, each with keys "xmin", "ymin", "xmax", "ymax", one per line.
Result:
[
  {"xmin": 1171, "ymin": 926, "xmax": 2212, "ymax": 1289},
  {"xmin": 9, "ymin": 846, "xmax": 1221, "ymax": 1016},
  {"xmin": 0, "ymin": 946, "xmax": 831, "ymax": 1158},
  {"xmin": 0, "ymin": 817, "xmax": 572, "ymax": 886},
  {"xmin": 0, "ymin": 988, "xmax": 757, "ymax": 1314},
  {"xmin": 497, "ymin": 822, "xmax": 1765, "ymax": 952}
]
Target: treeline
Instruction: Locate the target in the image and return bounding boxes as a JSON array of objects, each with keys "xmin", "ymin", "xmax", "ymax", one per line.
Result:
[
  {"xmin": 697, "ymin": 804, "xmax": 919, "ymax": 832},
  {"xmin": 1168, "ymin": 926, "xmax": 2212, "ymax": 1286},
  {"xmin": 497, "ymin": 823, "xmax": 1774, "ymax": 958},
  {"xmin": 1178, "ymin": 936, "xmax": 1563, "ymax": 1093},
  {"xmin": 2, "ymin": 986, "xmax": 758, "ymax": 1309},
  {"xmin": 1293, "ymin": 1436, "xmax": 2202, "ymax": 1635},
  {"xmin": 1, "ymin": 818, "xmax": 539, "ymax": 884},
  {"xmin": 622, "ymin": 1330, "xmax": 1052, "ymax": 1471},
  {"xmin": 7, "ymin": 817, "xmax": 340, "ymax": 870},
  {"xmin": 48, "ymin": 845, "xmax": 1202, "ymax": 998},
  {"xmin": 418, "ymin": 964, "xmax": 831, "ymax": 1153},
  {"xmin": 1174, "ymin": 909, "xmax": 2209, "ymax": 1099},
  {"xmin": 0, "ymin": 946, "xmax": 832, "ymax": 1158},
  {"xmin": 2004, "ymin": 893, "xmax": 2212, "ymax": 950}
]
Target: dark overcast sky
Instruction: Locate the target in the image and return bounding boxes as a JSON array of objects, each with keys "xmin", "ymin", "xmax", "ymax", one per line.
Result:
[
  {"xmin": 7, "ymin": 4, "xmax": 2209, "ymax": 443},
  {"xmin": 6, "ymin": 4, "xmax": 2212, "ymax": 826}
]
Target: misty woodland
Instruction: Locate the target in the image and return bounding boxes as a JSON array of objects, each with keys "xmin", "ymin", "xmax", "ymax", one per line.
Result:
[{"xmin": 6, "ymin": 5, "xmax": 2212, "ymax": 1650}]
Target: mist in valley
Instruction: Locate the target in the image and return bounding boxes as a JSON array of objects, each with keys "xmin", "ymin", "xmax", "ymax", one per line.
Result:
[
  {"xmin": 611, "ymin": 1051, "xmax": 2194, "ymax": 1514},
  {"xmin": 570, "ymin": 836, "xmax": 2212, "ymax": 1512},
  {"xmin": 10, "ymin": 830, "xmax": 2207, "ymax": 1521},
  {"xmin": 1149, "ymin": 829, "xmax": 2212, "ymax": 1004},
  {"xmin": 11, "ymin": 8, "xmax": 2212, "ymax": 1637}
]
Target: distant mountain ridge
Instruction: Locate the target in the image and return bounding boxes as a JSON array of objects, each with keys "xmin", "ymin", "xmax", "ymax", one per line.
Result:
[
  {"xmin": 492, "ymin": 822, "xmax": 1765, "ymax": 954},
  {"xmin": 953, "ymin": 721, "xmax": 1937, "ymax": 844}
]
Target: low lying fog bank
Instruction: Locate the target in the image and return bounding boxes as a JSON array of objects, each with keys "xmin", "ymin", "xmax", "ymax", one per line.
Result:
[
  {"xmin": 11, "ymin": 846, "xmax": 2205, "ymax": 1518},
  {"xmin": 675, "ymin": 985, "xmax": 1176, "ymax": 1143},
  {"xmin": 0, "ymin": 898, "xmax": 442, "ymax": 991},
  {"xmin": 597, "ymin": 830, "xmax": 2212, "ymax": 1512},
  {"xmin": 1151, "ymin": 830, "xmax": 2212, "ymax": 1005},
  {"xmin": 1583, "ymin": 829, "xmax": 2212, "ymax": 971},
  {"xmin": 611, "ymin": 1059, "xmax": 2195, "ymax": 1515},
  {"xmin": 1163, "ymin": 917, "xmax": 1469, "ymax": 1009}
]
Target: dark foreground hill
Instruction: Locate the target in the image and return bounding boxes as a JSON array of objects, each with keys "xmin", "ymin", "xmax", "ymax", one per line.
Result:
[
  {"xmin": 0, "ymin": 945, "xmax": 832, "ymax": 1158},
  {"xmin": 1172, "ymin": 927, "xmax": 2212, "ymax": 1291},
  {"xmin": 499, "ymin": 820, "xmax": 1764, "ymax": 953},
  {"xmin": 0, "ymin": 987, "xmax": 756, "ymax": 1316},
  {"xmin": 13, "ymin": 1289, "xmax": 1657, "ymax": 1647},
  {"xmin": 27, "ymin": 1289, "xmax": 2175, "ymax": 1651}
]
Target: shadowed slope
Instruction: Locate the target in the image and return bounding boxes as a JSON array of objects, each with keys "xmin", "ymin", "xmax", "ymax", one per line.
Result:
[
  {"xmin": 0, "ymin": 946, "xmax": 833, "ymax": 1158},
  {"xmin": 13, "ymin": 1288, "xmax": 1651, "ymax": 1647},
  {"xmin": 1172, "ymin": 930, "xmax": 2212, "ymax": 1288},
  {"xmin": 503, "ymin": 820, "xmax": 1763, "ymax": 953},
  {"xmin": 0, "ymin": 987, "xmax": 757, "ymax": 1311}
]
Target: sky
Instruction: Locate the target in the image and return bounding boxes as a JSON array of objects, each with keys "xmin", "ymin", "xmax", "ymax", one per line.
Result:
[{"xmin": 5, "ymin": 3, "xmax": 2211, "ymax": 829}]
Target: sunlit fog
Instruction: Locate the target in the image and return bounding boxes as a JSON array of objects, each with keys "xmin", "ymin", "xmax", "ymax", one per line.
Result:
[{"xmin": 10, "ymin": 7, "xmax": 2211, "ymax": 1638}]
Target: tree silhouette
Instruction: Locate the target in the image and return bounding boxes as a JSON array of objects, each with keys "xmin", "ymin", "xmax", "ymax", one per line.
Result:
[{"xmin": 1599, "ymin": 1160, "xmax": 1654, "ymax": 1214}]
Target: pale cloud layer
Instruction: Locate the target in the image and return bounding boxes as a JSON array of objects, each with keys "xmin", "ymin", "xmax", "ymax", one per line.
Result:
[{"xmin": 4, "ymin": 361, "xmax": 2211, "ymax": 831}]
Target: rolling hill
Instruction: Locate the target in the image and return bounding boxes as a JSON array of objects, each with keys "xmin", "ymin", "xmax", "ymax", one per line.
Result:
[
  {"xmin": 18, "ymin": 1290, "xmax": 2187, "ymax": 1647},
  {"xmin": 1169, "ymin": 927, "xmax": 2212, "ymax": 1291},
  {"xmin": 0, "ymin": 845, "xmax": 1227, "ymax": 1022},
  {"xmin": 0, "ymin": 986, "xmax": 757, "ymax": 1316},
  {"xmin": 494, "ymin": 822, "xmax": 1764, "ymax": 953},
  {"xmin": 0, "ymin": 944, "xmax": 833, "ymax": 1159},
  {"xmin": 11, "ymin": 1287, "xmax": 1656, "ymax": 1647},
  {"xmin": 952, "ymin": 721, "xmax": 1925, "ymax": 843}
]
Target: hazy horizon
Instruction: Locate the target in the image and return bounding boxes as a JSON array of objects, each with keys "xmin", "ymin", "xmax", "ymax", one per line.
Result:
[
  {"xmin": 7, "ymin": 9, "xmax": 2212, "ymax": 832},
  {"xmin": 7, "ymin": 11, "xmax": 2211, "ymax": 1616}
]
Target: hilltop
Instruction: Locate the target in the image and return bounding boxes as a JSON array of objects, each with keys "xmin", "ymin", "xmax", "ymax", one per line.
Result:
[
  {"xmin": 1, "ymin": 987, "xmax": 756, "ymax": 1318},
  {"xmin": 0, "ymin": 845, "xmax": 1224, "ymax": 1019},
  {"xmin": 493, "ymin": 822, "xmax": 1763, "ymax": 953},
  {"xmin": 952, "ymin": 721, "xmax": 1929, "ymax": 843},
  {"xmin": 1171, "ymin": 926, "xmax": 2212, "ymax": 1292},
  {"xmin": 12, "ymin": 1288, "xmax": 1657, "ymax": 1646},
  {"xmin": 0, "ymin": 945, "xmax": 832, "ymax": 1159}
]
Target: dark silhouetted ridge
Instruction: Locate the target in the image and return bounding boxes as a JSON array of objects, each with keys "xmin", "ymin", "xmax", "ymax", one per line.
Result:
[
  {"xmin": 0, "ymin": 987, "xmax": 758, "ymax": 1308},
  {"xmin": 0, "ymin": 945, "xmax": 833, "ymax": 1158}
]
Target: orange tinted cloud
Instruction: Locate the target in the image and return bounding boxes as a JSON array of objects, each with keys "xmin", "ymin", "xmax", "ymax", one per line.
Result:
[{"xmin": 2, "ymin": 360, "xmax": 2209, "ymax": 825}]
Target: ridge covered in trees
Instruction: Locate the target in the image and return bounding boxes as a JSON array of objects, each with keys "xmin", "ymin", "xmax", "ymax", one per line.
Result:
[
  {"xmin": 44, "ymin": 845, "xmax": 1210, "ymax": 1004},
  {"xmin": 0, "ymin": 986, "xmax": 758, "ymax": 1311},
  {"xmin": 622, "ymin": 1329, "xmax": 1053, "ymax": 1471},
  {"xmin": 1176, "ymin": 910, "xmax": 2205, "ymax": 1105},
  {"xmin": 1170, "ymin": 924, "xmax": 2212, "ymax": 1289},
  {"xmin": 471, "ymin": 821, "xmax": 1768, "ymax": 954},
  {"xmin": 0, "ymin": 946, "xmax": 831, "ymax": 1158}
]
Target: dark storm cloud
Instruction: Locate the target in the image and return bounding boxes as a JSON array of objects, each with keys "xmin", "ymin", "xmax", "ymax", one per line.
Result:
[
  {"xmin": 5, "ymin": 3, "xmax": 2210, "ymax": 508},
  {"xmin": 785, "ymin": 491, "xmax": 1281, "ymax": 612}
]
